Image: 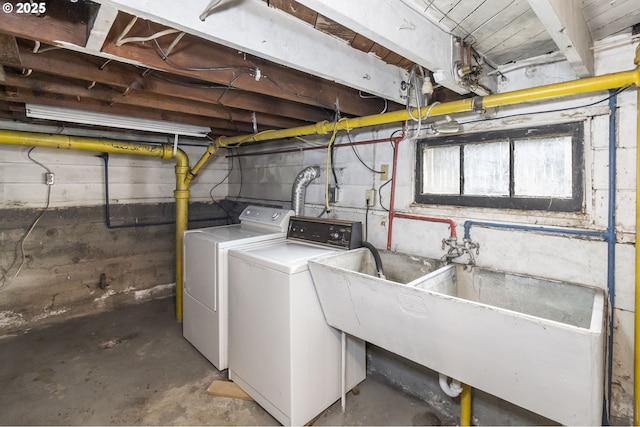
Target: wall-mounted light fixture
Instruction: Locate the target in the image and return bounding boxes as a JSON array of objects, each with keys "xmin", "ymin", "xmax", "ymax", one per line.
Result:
[
  {"xmin": 431, "ymin": 115, "xmax": 461, "ymax": 134},
  {"xmin": 25, "ymin": 104, "xmax": 211, "ymax": 138}
]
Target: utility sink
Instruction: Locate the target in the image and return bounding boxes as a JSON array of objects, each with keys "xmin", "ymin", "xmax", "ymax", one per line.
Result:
[{"xmin": 308, "ymin": 248, "xmax": 605, "ymax": 426}]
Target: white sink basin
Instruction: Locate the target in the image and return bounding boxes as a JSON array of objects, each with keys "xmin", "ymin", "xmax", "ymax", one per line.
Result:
[{"xmin": 308, "ymin": 248, "xmax": 605, "ymax": 426}]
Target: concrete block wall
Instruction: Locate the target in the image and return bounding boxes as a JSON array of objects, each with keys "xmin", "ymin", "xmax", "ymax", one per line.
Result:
[{"xmin": 0, "ymin": 139, "xmax": 232, "ymax": 334}]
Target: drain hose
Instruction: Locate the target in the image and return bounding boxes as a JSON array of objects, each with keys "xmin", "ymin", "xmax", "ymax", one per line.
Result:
[{"xmin": 362, "ymin": 241, "xmax": 385, "ymax": 279}]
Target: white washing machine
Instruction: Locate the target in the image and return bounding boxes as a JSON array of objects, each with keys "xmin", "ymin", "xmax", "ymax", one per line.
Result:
[
  {"xmin": 227, "ymin": 217, "xmax": 366, "ymax": 426},
  {"xmin": 182, "ymin": 205, "xmax": 294, "ymax": 370}
]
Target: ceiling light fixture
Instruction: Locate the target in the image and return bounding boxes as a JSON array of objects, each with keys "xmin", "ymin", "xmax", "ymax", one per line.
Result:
[{"xmin": 25, "ymin": 104, "xmax": 211, "ymax": 138}]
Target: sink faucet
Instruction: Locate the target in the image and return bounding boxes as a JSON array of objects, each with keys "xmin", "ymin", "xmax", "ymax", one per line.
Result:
[{"xmin": 441, "ymin": 237, "xmax": 480, "ymax": 269}]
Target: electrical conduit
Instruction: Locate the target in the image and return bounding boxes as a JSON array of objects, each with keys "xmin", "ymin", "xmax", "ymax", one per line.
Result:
[{"xmin": 0, "ymin": 130, "xmax": 191, "ymax": 321}]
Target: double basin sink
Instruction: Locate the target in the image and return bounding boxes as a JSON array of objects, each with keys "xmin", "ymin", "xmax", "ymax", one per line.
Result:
[{"xmin": 308, "ymin": 248, "xmax": 605, "ymax": 426}]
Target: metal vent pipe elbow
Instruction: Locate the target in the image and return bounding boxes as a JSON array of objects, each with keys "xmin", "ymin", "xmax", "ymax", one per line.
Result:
[{"xmin": 291, "ymin": 166, "xmax": 320, "ymax": 216}]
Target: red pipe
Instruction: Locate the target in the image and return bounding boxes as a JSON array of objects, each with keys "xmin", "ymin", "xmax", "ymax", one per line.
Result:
[
  {"xmin": 386, "ymin": 136, "xmax": 401, "ymax": 250},
  {"xmin": 386, "ymin": 131, "xmax": 457, "ymax": 251},
  {"xmin": 394, "ymin": 213, "xmax": 456, "ymax": 238}
]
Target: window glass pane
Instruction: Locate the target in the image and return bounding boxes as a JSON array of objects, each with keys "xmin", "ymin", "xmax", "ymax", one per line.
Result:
[
  {"xmin": 422, "ymin": 146, "xmax": 460, "ymax": 194},
  {"xmin": 514, "ymin": 136, "xmax": 572, "ymax": 197},
  {"xmin": 463, "ymin": 141, "xmax": 509, "ymax": 196}
]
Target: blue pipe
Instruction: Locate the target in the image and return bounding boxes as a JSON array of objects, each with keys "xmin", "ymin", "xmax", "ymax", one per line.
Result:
[
  {"xmin": 603, "ymin": 90, "xmax": 617, "ymax": 425},
  {"xmin": 463, "ymin": 92, "xmax": 618, "ymax": 424},
  {"xmin": 463, "ymin": 221, "xmax": 606, "ymax": 240}
]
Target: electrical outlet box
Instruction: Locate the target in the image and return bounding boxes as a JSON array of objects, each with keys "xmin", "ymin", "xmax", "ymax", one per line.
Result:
[
  {"xmin": 365, "ymin": 189, "xmax": 376, "ymax": 207},
  {"xmin": 328, "ymin": 186, "xmax": 341, "ymax": 203},
  {"xmin": 45, "ymin": 172, "xmax": 55, "ymax": 185},
  {"xmin": 380, "ymin": 164, "xmax": 389, "ymax": 181}
]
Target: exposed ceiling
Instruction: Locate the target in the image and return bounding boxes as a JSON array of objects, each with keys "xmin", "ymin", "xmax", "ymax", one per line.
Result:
[{"xmin": 0, "ymin": 0, "xmax": 638, "ymax": 142}]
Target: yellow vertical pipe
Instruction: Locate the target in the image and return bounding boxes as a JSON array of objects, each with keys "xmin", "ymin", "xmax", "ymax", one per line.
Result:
[
  {"xmin": 635, "ymin": 45, "xmax": 640, "ymax": 426},
  {"xmin": 460, "ymin": 383, "xmax": 472, "ymax": 426},
  {"xmin": 174, "ymin": 152, "xmax": 190, "ymax": 322}
]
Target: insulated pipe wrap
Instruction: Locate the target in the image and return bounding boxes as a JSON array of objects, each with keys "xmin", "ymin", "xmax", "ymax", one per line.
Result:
[{"xmin": 291, "ymin": 166, "xmax": 320, "ymax": 216}]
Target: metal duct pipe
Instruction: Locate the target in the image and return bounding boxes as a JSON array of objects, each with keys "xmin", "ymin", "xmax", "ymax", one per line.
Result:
[{"xmin": 291, "ymin": 166, "xmax": 320, "ymax": 216}]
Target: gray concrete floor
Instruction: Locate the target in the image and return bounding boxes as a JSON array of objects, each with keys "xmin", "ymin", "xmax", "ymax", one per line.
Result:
[{"xmin": 0, "ymin": 297, "xmax": 451, "ymax": 426}]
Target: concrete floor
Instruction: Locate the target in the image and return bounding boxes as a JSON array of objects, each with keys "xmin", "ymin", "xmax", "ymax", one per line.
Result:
[{"xmin": 0, "ymin": 297, "xmax": 453, "ymax": 426}]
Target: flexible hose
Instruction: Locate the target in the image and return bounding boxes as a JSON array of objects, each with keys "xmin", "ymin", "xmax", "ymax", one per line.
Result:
[
  {"xmin": 362, "ymin": 241, "xmax": 384, "ymax": 279},
  {"xmin": 291, "ymin": 166, "xmax": 320, "ymax": 216}
]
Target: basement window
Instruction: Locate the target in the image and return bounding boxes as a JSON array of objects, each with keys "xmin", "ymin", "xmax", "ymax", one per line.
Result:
[{"xmin": 415, "ymin": 122, "xmax": 584, "ymax": 211}]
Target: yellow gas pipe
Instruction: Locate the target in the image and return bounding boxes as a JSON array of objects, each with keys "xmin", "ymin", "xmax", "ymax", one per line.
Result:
[
  {"xmin": 460, "ymin": 383, "xmax": 472, "ymax": 426},
  {"xmin": 0, "ymin": 130, "xmax": 190, "ymax": 321},
  {"xmin": 635, "ymin": 44, "xmax": 640, "ymax": 426}
]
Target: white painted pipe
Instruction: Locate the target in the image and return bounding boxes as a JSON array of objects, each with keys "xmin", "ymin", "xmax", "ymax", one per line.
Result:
[
  {"xmin": 439, "ymin": 373, "xmax": 463, "ymax": 398},
  {"xmin": 341, "ymin": 331, "xmax": 346, "ymax": 412}
]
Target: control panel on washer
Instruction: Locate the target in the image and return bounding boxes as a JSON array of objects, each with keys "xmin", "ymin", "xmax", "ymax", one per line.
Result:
[{"xmin": 287, "ymin": 216, "xmax": 362, "ymax": 249}]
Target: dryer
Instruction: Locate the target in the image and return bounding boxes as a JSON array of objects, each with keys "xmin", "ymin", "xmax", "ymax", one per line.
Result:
[
  {"xmin": 227, "ymin": 217, "xmax": 366, "ymax": 426},
  {"xmin": 182, "ymin": 205, "xmax": 293, "ymax": 370}
]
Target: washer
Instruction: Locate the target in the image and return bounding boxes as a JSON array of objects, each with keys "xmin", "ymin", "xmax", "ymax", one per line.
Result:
[
  {"xmin": 227, "ymin": 217, "xmax": 366, "ymax": 426},
  {"xmin": 182, "ymin": 205, "xmax": 293, "ymax": 370}
]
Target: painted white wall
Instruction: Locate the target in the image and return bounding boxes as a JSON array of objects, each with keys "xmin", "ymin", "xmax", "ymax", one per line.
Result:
[{"xmin": 0, "ymin": 140, "xmax": 229, "ymax": 208}]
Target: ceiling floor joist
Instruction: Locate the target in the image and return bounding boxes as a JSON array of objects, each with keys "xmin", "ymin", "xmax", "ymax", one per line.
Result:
[
  {"xmin": 527, "ymin": 0, "xmax": 594, "ymax": 77},
  {"xmin": 94, "ymin": 0, "xmax": 409, "ymax": 104}
]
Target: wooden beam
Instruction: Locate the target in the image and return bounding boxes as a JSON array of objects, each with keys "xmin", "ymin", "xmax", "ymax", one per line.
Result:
[
  {"xmin": 296, "ymin": 0, "xmax": 476, "ymax": 95},
  {"xmin": 2, "ymin": 72, "xmax": 309, "ymax": 130},
  {"xmin": 85, "ymin": 4, "xmax": 119, "ymax": 52},
  {"xmin": 94, "ymin": 0, "xmax": 408, "ymax": 103},
  {"xmin": 0, "ymin": 88, "xmax": 253, "ymax": 133},
  {"xmin": 1, "ymin": 12, "xmax": 390, "ymax": 117},
  {"xmin": 0, "ymin": 1, "xmax": 89, "ymax": 47},
  {"xmin": 4, "ymin": 47, "xmax": 333, "ymax": 123},
  {"xmin": 527, "ymin": 0, "xmax": 594, "ymax": 77},
  {"xmin": 101, "ymin": 15, "xmax": 390, "ymax": 116},
  {"xmin": 0, "ymin": 34, "xmax": 21, "ymax": 64}
]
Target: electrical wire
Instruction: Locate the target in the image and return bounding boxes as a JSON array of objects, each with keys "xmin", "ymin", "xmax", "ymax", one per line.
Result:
[
  {"xmin": 345, "ymin": 131, "xmax": 383, "ymax": 174},
  {"xmin": 378, "ymin": 178, "xmax": 392, "ymax": 212},
  {"xmin": 209, "ymin": 148, "xmax": 235, "ymax": 224},
  {"xmin": 148, "ymin": 71, "xmax": 232, "ymax": 89},
  {"xmin": 330, "ymin": 138, "xmax": 340, "ymax": 189},
  {"xmin": 359, "ymin": 91, "xmax": 388, "ymax": 114},
  {"xmin": 377, "ymin": 131, "xmax": 402, "ymax": 212},
  {"xmin": 364, "ymin": 202, "xmax": 370, "ymax": 241},
  {"xmin": 462, "ymin": 85, "xmax": 632, "ymax": 126},
  {"xmin": 324, "ymin": 118, "xmax": 348, "ymax": 211},
  {"xmin": 235, "ymin": 147, "xmax": 243, "ymax": 200},
  {"xmin": 262, "ymin": 74, "xmax": 331, "ymax": 108},
  {"xmin": 0, "ymin": 147, "xmax": 52, "ymax": 290},
  {"xmin": 117, "ymin": 28, "xmax": 181, "ymax": 47},
  {"xmin": 146, "ymin": 22, "xmax": 255, "ymax": 73},
  {"xmin": 216, "ymin": 72, "xmax": 254, "ymax": 103}
]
